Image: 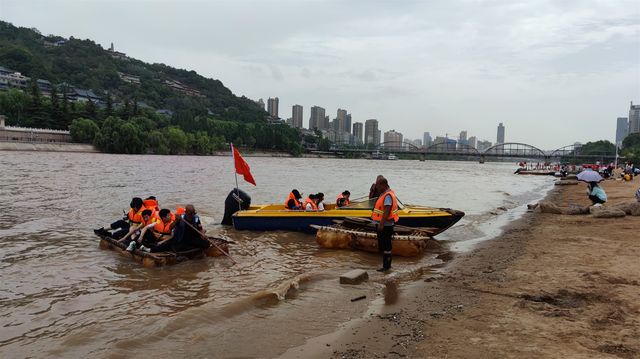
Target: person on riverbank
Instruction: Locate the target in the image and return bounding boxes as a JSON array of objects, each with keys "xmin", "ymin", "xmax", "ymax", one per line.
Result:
[
  {"xmin": 285, "ymin": 189, "xmax": 303, "ymax": 210},
  {"xmin": 336, "ymin": 190, "xmax": 351, "ymax": 207},
  {"xmin": 369, "ymin": 175, "xmax": 384, "ymax": 199},
  {"xmin": 371, "ymin": 177, "xmax": 399, "ymax": 272},
  {"xmin": 588, "ymin": 182, "xmax": 607, "ymax": 206}
]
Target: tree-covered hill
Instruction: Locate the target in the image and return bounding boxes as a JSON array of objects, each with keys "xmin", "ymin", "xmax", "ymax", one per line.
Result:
[
  {"xmin": 0, "ymin": 20, "xmax": 265, "ymax": 122},
  {"xmin": 0, "ymin": 21, "xmax": 311, "ymax": 155}
]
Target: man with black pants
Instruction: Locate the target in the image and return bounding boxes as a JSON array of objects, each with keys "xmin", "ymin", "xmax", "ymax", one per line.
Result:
[{"xmin": 371, "ymin": 177, "xmax": 399, "ymax": 272}]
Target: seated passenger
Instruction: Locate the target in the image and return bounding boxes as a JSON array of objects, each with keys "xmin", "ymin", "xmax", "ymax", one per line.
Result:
[
  {"xmin": 94, "ymin": 197, "xmax": 145, "ymax": 239},
  {"xmin": 304, "ymin": 194, "xmax": 318, "ymax": 211},
  {"xmin": 284, "ymin": 189, "xmax": 303, "ymax": 210},
  {"xmin": 135, "ymin": 209, "xmax": 176, "ymax": 252},
  {"xmin": 336, "ymin": 190, "xmax": 351, "ymax": 207},
  {"xmin": 316, "ymin": 192, "xmax": 326, "ymax": 211},
  {"xmin": 118, "ymin": 209, "xmax": 158, "ymax": 250},
  {"xmin": 171, "ymin": 205, "xmax": 210, "ymax": 251}
]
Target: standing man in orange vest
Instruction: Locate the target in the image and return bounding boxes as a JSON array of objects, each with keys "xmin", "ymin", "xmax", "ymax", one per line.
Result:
[{"xmin": 371, "ymin": 176, "xmax": 399, "ymax": 272}]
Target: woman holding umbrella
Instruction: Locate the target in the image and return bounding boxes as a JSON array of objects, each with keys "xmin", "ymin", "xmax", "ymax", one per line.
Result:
[{"xmin": 577, "ymin": 169, "xmax": 607, "ymax": 206}]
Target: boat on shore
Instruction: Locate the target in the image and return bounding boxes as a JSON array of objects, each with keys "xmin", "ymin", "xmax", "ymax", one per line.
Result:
[
  {"xmin": 232, "ymin": 198, "xmax": 464, "ymax": 234},
  {"xmin": 96, "ymin": 233, "xmax": 230, "ymax": 268}
]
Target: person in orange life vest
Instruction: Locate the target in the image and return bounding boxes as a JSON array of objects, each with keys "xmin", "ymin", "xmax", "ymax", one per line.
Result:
[
  {"xmin": 285, "ymin": 189, "xmax": 303, "ymax": 210},
  {"xmin": 304, "ymin": 194, "xmax": 318, "ymax": 211},
  {"xmin": 94, "ymin": 197, "xmax": 145, "ymax": 239},
  {"xmin": 371, "ymin": 177, "xmax": 399, "ymax": 272},
  {"xmin": 143, "ymin": 196, "xmax": 160, "ymax": 213},
  {"xmin": 316, "ymin": 192, "xmax": 326, "ymax": 211},
  {"xmin": 336, "ymin": 190, "xmax": 351, "ymax": 207},
  {"xmin": 135, "ymin": 209, "xmax": 176, "ymax": 252},
  {"xmin": 118, "ymin": 209, "xmax": 158, "ymax": 250}
]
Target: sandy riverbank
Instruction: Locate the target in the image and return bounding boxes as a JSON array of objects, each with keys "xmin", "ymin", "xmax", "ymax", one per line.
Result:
[{"xmin": 282, "ymin": 179, "xmax": 640, "ymax": 358}]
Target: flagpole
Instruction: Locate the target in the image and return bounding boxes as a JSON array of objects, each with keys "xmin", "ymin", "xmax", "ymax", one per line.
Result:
[{"xmin": 231, "ymin": 143, "xmax": 242, "ymax": 211}]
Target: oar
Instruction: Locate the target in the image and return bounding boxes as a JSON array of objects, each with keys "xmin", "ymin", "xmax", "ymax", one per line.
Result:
[{"xmin": 182, "ymin": 219, "xmax": 237, "ymax": 264}]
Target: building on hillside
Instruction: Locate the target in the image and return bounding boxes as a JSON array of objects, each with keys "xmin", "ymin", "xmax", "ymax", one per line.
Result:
[
  {"xmin": 118, "ymin": 72, "xmax": 141, "ymax": 84},
  {"xmin": 0, "ymin": 67, "xmax": 29, "ymax": 89},
  {"xmin": 496, "ymin": 123, "xmax": 505, "ymax": 144},
  {"xmin": 36, "ymin": 79, "xmax": 52, "ymax": 96},
  {"xmin": 156, "ymin": 109, "xmax": 174, "ymax": 117},
  {"xmin": 0, "ymin": 115, "xmax": 72, "ymax": 142},
  {"xmin": 256, "ymin": 98, "xmax": 265, "ymax": 110},
  {"xmin": 292, "ymin": 104, "xmax": 303, "ymax": 128},
  {"xmin": 383, "ymin": 129, "xmax": 403, "ymax": 150},
  {"xmin": 162, "ymin": 80, "xmax": 202, "ymax": 97},
  {"xmin": 364, "ymin": 119, "xmax": 379, "ymax": 146},
  {"xmin": 352, "ymin": 122, "xmax": 364, "ymax": 145},
  {"xmin": 629, "ymin": 101, "xmax": 640, "ymax": 135},
  {"xmin": 108, "ymin": 42, "xmax": 128, "ymax": 60},
  {"xmin": 267, "ymin": 97, "xmax": 279, "ymax": 118}
]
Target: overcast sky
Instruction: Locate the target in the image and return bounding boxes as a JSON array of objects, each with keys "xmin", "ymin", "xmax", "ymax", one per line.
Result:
[{"xmin": 2, "ymin": 0, "xmax": 639, "ymax": 149}]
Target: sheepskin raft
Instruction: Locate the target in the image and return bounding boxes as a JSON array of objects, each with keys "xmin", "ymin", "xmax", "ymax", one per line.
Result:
[
  {"xmin": 312, "ymin": 224, "xmax": 436, "ymax": 257},
  {"xmin": 97, "ymin": 233, "xmax": 230, "ymax": 268}
]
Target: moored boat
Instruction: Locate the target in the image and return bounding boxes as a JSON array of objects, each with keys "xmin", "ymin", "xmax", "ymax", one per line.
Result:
[
  {"xmin": 232, "ymin": 198, "xmax": 464, "ymax": 234},
  {"xmin": 96, "ymin": 233, "xmax": 230, "ymax": 268}
]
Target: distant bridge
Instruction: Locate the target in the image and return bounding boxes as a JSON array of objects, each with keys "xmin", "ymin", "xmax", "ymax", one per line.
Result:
[{"xmin": 316, "ymin": 142, "xmax": 617, "ymax": 163}]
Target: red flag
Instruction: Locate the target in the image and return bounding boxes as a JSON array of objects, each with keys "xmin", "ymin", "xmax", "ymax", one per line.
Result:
[{"xmin": 232, "ymin": 144, "xmax": 256, "ymax": 186}]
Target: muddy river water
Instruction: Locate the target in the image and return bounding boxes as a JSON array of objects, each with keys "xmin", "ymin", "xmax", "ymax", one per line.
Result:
[{"xmin": 0, "ymin": 151, "xmax": 554, "ymax": 358}]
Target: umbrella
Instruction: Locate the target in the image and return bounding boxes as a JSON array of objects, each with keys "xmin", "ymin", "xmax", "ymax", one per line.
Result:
[{"xmin": 577, "ymin": 170, "xmax": 603, "ymax": 183}]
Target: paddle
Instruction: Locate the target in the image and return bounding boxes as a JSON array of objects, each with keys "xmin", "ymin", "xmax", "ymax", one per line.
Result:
[{"xmin": 181, "ymin": 219, "xmax": 237, "ymax": 264}]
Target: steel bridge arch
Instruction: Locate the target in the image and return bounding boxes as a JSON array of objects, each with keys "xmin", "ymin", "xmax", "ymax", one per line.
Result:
[
  {"xmin": 549, "ymin": 144, "xmax": 580, "ymax": 157},
  {"xmin": 482, "ymin": 142, "xmax": 547, "ymax": 157},
  {"xmin": 425, "ymin": 142, "xmax": 480, "ymax": 154}
]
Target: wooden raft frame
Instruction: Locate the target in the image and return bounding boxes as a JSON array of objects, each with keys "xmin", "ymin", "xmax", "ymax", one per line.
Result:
[{"xmin": 97, "ymin": 234, "xmax": 230, "ymax": 268}]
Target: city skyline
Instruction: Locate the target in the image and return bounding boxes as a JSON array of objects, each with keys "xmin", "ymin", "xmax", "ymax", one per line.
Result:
[{"xmin": 3, "ymin": 1, "xmax": 638, "ymax": 148}]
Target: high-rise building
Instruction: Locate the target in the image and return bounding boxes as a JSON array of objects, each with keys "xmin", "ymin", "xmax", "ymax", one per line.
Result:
[
  {"xmin": 292, "ymin": 104, "xmax": 303, "ymax": 128},
  {"xmin": 459, "ymin": 130, "xmax": 467, "ymax": 143},
  {"xmin": 629, "ymin": 101, "xmax": 640, "ymax": 135},
  {"xmin": 364, "ymin": 119, "xmax": 379, "ymax": 145},
  {"xmin": 477, "ymin": 140, "xmax": 493, "ymax": 152},
  {"xmin": 256, "ymin": 98, "xmax": 265, "ymax": 110},
  {"xmin": 345, "ymin": 113, "xmax": 352, "ymax": 134},
  {"xmin": 496, "ymin": 123, "xmax": 505, "ymax": 144},
  {"xmin": 384, "ymin": 130, "xmax": 403, "ymax": 150},
  {"xmin": 468, "ymin": 136, "xmax": 477, "ymax": 149},
  {"xmin": 616, "ymin": 117, "xmax": 629, "ymax": 147},
  {"xmin": 423, "ymin": 132, "xmax": 432, "ymax": 148},
  {"xmin": 377, "ymin": 130, "xmax": 381, "ymax": 146},
  {"xmin": 309, "ymin": 106, "xmax": 326, "ymax": 130},
  {"xmin": 336, "ymin": 109, "xmax": 347, "ymax": 133},
  {"xmin": 353, "ymin": 122, "xmax": 364, "ymax": 145},
  {"xmin": 267, "ymin": 97, "xmax": 279, "ymax": 118}
]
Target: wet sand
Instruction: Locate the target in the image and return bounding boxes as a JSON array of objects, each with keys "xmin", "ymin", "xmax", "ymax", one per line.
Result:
[{"xmin": 283, "ymin": 179, "xmax": 640, "ymax": 358}]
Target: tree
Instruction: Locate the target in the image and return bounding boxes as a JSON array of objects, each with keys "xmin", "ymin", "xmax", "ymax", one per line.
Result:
[
  {"xmin": 69, "ymin": 118, "xmax": 99, "ymax": 143},
  {"xmin": 0, "ymin": 89, "xmax": 29, "ymax": 125},
  {"xmin": 579, "ymin": 140, "xmax": 615, "ymax": 155},
  {"xmin": 164, "ymin": 126, "xmax": 188, "ymax": 154},
  {"xmin": 622, "ymin": 133, "xmax": 640, "ymax": 149}
]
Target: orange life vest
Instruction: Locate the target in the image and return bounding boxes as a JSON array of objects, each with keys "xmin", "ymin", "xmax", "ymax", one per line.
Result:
[
  {"xmin": 336, "ymin": 194, "xmax": 350, "ymax": 206},
  {"xmin": 127, "ymin": 207, "xmax": 146, "ymax": 224},
  {"xmin": 304, "ymin": 197, "xmax": 318, "ymax": 211},
  {"xmin": 153, "ymin": 216, "xmax": 174, "ymax": 235},
  {"xmin": 141, "ymin": 214, "xmax": 158, "ymax": 227},
  {"xmin": 143, "ymin": 199, "xmax": 159, "ymax": 212},
  {"xmin": 371, "ymin": 190, "xmax": 399, "ymax": 223},
  {"xmin": 285, "ymin": 192, "xmax": 302, "ymax": 209}
]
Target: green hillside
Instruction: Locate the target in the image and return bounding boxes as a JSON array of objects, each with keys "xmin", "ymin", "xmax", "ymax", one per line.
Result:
[{"xmin": 0, "ymin": 21, "xmax": 308, "ymax": 155}]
